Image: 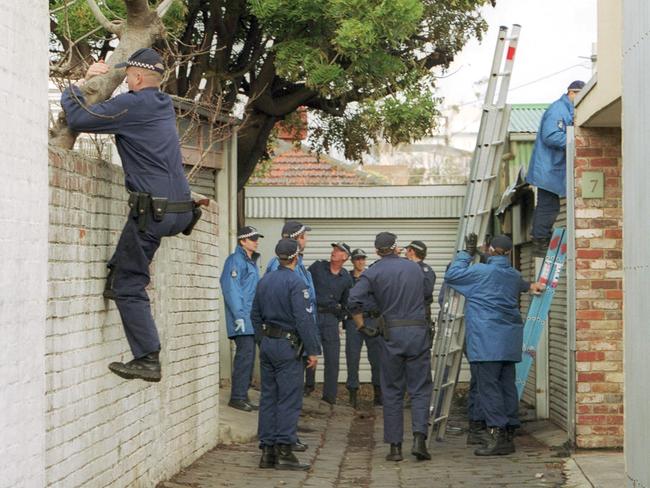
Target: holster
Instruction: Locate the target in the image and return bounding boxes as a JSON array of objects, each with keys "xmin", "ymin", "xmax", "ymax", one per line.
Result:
[
  {"xmin": 182, "ymin": 202, "xmax": 203, "ymax": 236},
  {"xmin": 377, "ymin": 316, "xmax": 388, "ymax": 341},
  {"xmin": 128, "ymin": 192, "xmax": 151, "ymax": 232}
]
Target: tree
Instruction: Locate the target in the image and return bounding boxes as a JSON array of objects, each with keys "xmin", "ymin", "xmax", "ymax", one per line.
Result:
[{"xmin": 50, "ymin": 0, "xmax": 494, "ymax": 189}]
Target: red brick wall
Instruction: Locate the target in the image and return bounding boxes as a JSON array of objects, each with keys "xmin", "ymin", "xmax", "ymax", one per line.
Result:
[{"xmin": 573, "ymin": 127, "xmax": 623, "ymax": 448}]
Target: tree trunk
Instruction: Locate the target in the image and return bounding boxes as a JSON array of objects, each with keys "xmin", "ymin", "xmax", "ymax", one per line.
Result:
[{"xmin": 236, "ymin": 110, "xmax": 278, "ymax": 189}]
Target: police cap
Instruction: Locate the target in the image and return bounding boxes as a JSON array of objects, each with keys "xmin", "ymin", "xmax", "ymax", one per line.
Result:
[
  {"xmin": 567, "ymin": 80, "xmax": 585, "ymax": 92},
  {"xmin": 490, "ymin": 235, "xmax": 513, "ymax": 251},
  {"xmin": 374, "ymin": 232, "xmax": 397, "ymax": 250},
  {"xmin": 281, "ymin": 220, "xmax": 312, "ymax": 239},
  {"xmin": 406, "ymin": 240, "xmax": 427, "ymax": 254},
  {"xmin": 237, "ymin": 225, "xmax": 264, "ymax": 240},
  {"xmin": 351, "ymin": 248, "xmax": 367, "ymax": 260},
  {"xmin": 275, "ymin": 238, "xmax": 300, "ymax": 260},
  {"xmin": 114, "ymin": 48, "xmax": 165, "ymax": 74},
  {"xmin": 331, "ymin": 242, "xmax": 351, "ymax": 256}
]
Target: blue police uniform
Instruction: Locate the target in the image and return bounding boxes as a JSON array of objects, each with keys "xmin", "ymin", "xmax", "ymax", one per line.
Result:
[
  {"xmin": 444, "ymin": 250, "xmax": 530, "ymax": 429},
  {"xmin": 251, "ymin": 267, "xmax": 321, "ymax": 448},
  {"xmin": 348, "ymin": 253, "xmax": 433, "ymax": 446},
  {"xmin": 416, "ymin": 261, "xmax": 436, "ymax": 323},
  {"xmin": 305, "ymin": 260, "xmax": 353, "ymax": 403},
  {"xmin": 61, "ymin": 82, "xmax": 192, "ymax": 360},
  {"xmin": 266, "ymin": 255, "xmax": 317, "ymax": 322},
  {"xmin": 220, "ymin": 245, "xmax": 261, "ymax": 403},
  {"xmin": 344, "ymin": 271, "xmax": 381, "ymax": 391}
]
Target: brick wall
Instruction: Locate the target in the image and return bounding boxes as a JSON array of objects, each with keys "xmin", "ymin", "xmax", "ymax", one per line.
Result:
[
  {"xmin": 0, "ymin": 2, "xmax": 49, "ymax": 487},
  {"xmin": 47, "ymin": 148, "xmax": 221, "ymax": 487},
  {"xmin": 573, "ymin": 127, "xmax": 623, "ymax": 448}
]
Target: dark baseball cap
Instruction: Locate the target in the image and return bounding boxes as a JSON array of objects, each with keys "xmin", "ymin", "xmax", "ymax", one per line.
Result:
[
  {"xmin": 114, "ymin": 48, "xmax": 165, "ymax": 74},
  {"xmin": 237, "ymin": 226, "xmax": 264, "ymax": 240},
  {"xmin": 275, "ymin": 238, "xmax": 300, "ymax": 260},
  {"xmin": 331, "ymin": 242, "xmax": 351, "ymax": 256},
  {"xmin": 406, "ymin": 240, "xmax": 427, "ymax": 253},
  {"xmin": 281, "ymin": 220, "xmax": 311, "ymax": 238},
  {"xmin": 375, "ymin": 232, "xmax": 397, "ymax": 250},
  {"xmin": 567, "ymin": 80, "xmax": 585, "ymax": 91},
  {"xmin": 490, "ymin": 235, "xmax": 513, "ymax": 251},
  {"xmin": 351, "ymin": 248, "xmax": 367, "ymax": 260}
]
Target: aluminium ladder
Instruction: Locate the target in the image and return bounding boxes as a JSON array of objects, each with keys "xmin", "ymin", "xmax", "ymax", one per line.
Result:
[{"xmin": 429, "ymin": 24, "xmax": 521, "ymax": 445}]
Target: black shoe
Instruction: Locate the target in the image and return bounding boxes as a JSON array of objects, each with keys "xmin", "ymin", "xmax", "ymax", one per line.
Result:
[
  {"xmin": 505, "ymin": 425, "xmax": 518, "ymax": 442},
  {"xmin": 474, "ymin": 427, "xmax": 515, "ymax": 456},
  {"xmin": 467, "ymin": 420, "xmax": 487, "ymax": 446},
  {"xmin": 303, "ymin": 385, "xmax": 314, "ymax": 397},
  {"xmin": 108, "ymin": 352, "xmax": 161, "ymax": 382},
  {"xmin": 385, "ymin": 443, "xmax": 403, "ymax": 462},
  {"xmin": 228, "ymin": 399, "xmax": 254, "ymax": 412},
  {"xmin": 259, "ymin": 445, "xmax": 276, "ymax": 469},
  {"xmin": 245, "ymin": 400, "xmax": 259, "ymax": 411},
  {"xmin": 373, "ymin": 385, "xmax": 382, "ymax": 406},
  {"xmin": 274, "ymin": 444, "xmax": 310, "ymax": 471},
  {"xmin": 322, "ymin": 396, "xmax": 336, "ymax": 405},
  {"xmin": 292, "ymin": 439, "xmax": 308, "ymax": 452},
  {"xmin": 103, "ymin": 267, "xmax": 116, "ymax": 300},
  {"xmin": 411, "ymin": 432, "xmax": 431, "ymax": 460},
  {"xmin": 532, "ymin": 237, "xmax": 550, "ymax": 258},
  {"xmin": 348, "ymin": 388, "xmax": 358, "ymax": 409}
]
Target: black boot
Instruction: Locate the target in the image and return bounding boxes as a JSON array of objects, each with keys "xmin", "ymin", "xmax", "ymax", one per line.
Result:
[
  {"xmin": 411, "ymin": 432, "xmax": 431, "ymax": 460},
  {"xmin": 373, "ymin": 385, "xmax": 382, "ymax": 406},
  {"xmin": 506, "ymin": 425, "xmax": 517, "ymax": 443},
  {"xmin": 274, "ymin": 444, "xmax": 310, "ymax": 471},
  {"xmin": 467, "ymin": 420, "xmax": 487, "ymax": 446},
  {"xmin": 108, "ymin": 352, "xmax": 161, "ymax": 382},
  {"xmin": 474, "ymin": 427, "xmax": 515, "ymax": 456},
  {"xmin": 292, "ymin": 439, "xmax": 308, "ymax": 452},
  {"xmin": 532, "ymin": 237, "xmax": 550, "ymax": 258},
  {"xmin": 303, "ymin": 385, "xmax": 314, "ymax": 397},
  {"xmin": 259, "ymin": 445, "xmax": 276, "ymax": 469},
  {"xmin": 385, "ymin": 443, "xmax": 403, "ymax": 462},
  {"xmin": 348, "ymin": 388, "xmax": 358, "ymax": 409}
]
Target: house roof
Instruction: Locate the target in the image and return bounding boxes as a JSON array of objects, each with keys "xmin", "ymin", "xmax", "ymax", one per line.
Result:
[
  {"xmin": 508, "ymin": 104, "xmax": 549, "ymax": 133},
  {"xmin": 248, "ymin": 145, "xmax": 386, "ymax": 186}
]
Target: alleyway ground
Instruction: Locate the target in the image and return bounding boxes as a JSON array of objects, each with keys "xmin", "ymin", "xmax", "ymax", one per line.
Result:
[{"xmin": 161, "ymin": 386, "xmax": 590, "ymax": 488}]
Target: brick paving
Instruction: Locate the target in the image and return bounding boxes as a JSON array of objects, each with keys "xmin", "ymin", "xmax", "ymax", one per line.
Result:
[{"xmin": 162, "ymin": 387, "xmax": 568, "ymax": 488}]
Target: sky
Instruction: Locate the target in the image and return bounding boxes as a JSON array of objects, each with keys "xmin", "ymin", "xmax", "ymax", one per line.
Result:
[{"xmin": 435, "ymin": 0, "xmax": 598, "ymax": 109}]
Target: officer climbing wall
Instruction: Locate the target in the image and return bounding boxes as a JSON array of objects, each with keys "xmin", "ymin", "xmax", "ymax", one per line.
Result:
[
  {"xmin": 61, "ymin": 49, "xmax": 202, "ymax": 382},
  {"xmin": 348, "ymin": 232, "xmax": 433, "ymax": 462},
  {"xmin": 252, "ymin": 238, "xmax": 321, "ymax": 471}
]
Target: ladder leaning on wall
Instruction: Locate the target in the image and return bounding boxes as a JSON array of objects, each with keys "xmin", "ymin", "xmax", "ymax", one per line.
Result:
[{"xmin": 428, "ymin": 24, "xmax": 521, "ymax": 445}]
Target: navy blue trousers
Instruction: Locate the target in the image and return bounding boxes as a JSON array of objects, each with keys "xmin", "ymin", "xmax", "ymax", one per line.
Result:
[
  {"xmin": 231, "ymin": 335, "xmax": 256, "ymax": 402},
  {"xmin": 474, "ymin": 361, "xmax": 520, "ymax": 429},
  {"xmin": 468, "ymin": 362, "xmax": 484, "ymax": 422},
  {"xmin": 258, "ymin": 337, "xmax": 303, "ymax": 447},
  {"xmin": 531, "ymin": 188, "xmax": 560, "ymax": 239},
  {"xmin": 110, "ymin": 212, "xmax": 191, "ymax": 359},
  {"xmin": 381, "ymin": 326, "xmax": 433, "ymax": 444},
  {"xmin": 344, "ymin": 319, "xmax": 381, "ymax": 389},
  {"xmin": 305, "ymin": 313, "xmax": 340, "ymax": 403}
]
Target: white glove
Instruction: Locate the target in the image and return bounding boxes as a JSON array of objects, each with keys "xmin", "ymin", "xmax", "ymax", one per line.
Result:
[{"xmin": 234, "ymin": 319, "xmax": 246, "ymax": 333}]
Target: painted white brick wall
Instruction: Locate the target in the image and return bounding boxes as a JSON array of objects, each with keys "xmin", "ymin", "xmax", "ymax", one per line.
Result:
[
  {"xmin": 0, "ymin": 2, "xmax": 49, "ymax": 487},
  {"xmin": 47, "ymin": 148, "xmax": 220, "ymax": 487}
]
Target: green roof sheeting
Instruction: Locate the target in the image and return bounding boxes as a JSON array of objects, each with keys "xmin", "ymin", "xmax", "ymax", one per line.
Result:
[{"xmin": 508, "ymin": 103, "xmax": 549, "ymax": 133}]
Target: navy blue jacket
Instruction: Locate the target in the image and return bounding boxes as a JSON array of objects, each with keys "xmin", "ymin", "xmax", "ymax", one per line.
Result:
[
  {"xmin": 251, "ymin": 266, "xmax": 322, "ymax": 356},
  {"xmin": 444, "ymin": 251, "xmax": 530, "ymax": 362},
  {"xmin": 309, "ymin": 260, "xmax": 353, "ymax": 318},
  {"xmin": 348, "ymin": 254, "xmax": 426, "ymax": 323},
  {"xmin": 416, "ymin": 260, "xmax": 436, "ymax": 320},
  {"xmin": 267, "ymin": 255, "xmax": 317, "ymax": 321},
  {"xmin": 526, "ymin": 94, "xmax": 574, "ymax": 197},
  {"xmin": 219, "ymin": 246, "xmax": 260, "ymax": 338},
  {"xmin": 61, "ymin": 85, "xmax": 191, "ymax": 200}
]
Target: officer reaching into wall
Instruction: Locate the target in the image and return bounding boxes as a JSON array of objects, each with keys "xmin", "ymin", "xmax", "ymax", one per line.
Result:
[
  {"xmin": 348, "ymin": 232, "xmax": 433, "ymax": 462},
  {"xmin": 307, "ymin": 242, "xmax": 354, "ymax": 405},
  {"xmin": 405, "ymin": 240, "xmax": 436, "ymax": 329},
  {"xmin": 252, "ymin": 239, "xmax": 321, "ymax": 471},
  {"xmin": 344, "ymin": 249, "xmax": 383, "ymax": 408},
  {"xmin": 444, "ymin": 234, "xmax": 544, "ymax": 456},
  {"xmin": 61, "ymin": 49, "xmax": 202, "ymax": 382},
  {"xmin": 220, "ymin": 226, "xmax": 264, "ymax": 412}
]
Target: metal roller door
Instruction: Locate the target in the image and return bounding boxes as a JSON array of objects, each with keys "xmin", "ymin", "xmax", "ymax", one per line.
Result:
[{"xmin": 300, "ymin": 218, "xmax": 458, "ymax": 383}]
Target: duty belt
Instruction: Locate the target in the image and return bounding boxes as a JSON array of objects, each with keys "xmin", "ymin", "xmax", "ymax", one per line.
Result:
[
  {"xmin": 128, "ymin": 192, "xmax": 195, "ymax": 232},
  {"xmin": 384, "ymin": 319, "xmax": 428, "ymax": 328},
  {"xmin": 317, "ymin": 306, "xmax": 341, "ymax": 315},
  {"xmin": 261, "ymin": 323, "xmax": 298, "ymax": 342}
]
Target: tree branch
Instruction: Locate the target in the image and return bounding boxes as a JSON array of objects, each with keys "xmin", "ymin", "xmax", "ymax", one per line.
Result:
[
  {"xmin": 156, "ymin": 0, "xmax": 175, "ymax": 18},
  {"xmin": 85, "ymin": 0, "xmax": 121, "ymax": 34}
]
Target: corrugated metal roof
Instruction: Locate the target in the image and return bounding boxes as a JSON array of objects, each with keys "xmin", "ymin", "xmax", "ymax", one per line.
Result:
[
  {"xmin": 245, "ymin": 186, "xmax": 465, "ymax": 219},
  {"xmin": 508, "ymin": 104, "xmax": 548, "ymax": 133}
]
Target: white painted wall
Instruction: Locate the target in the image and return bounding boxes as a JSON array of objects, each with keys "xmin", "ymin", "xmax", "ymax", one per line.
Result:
[{"xmin": 0, "ymin": 1, "xmax": 50, "ymax": 487}]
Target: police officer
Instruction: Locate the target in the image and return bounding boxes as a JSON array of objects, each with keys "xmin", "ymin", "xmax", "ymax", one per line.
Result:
[
  {"xmin": 307, "ymin": 242, "xmax": 354, "ymax": 405},
  {"xmin": 344, "ymin": 249, "xmax": 382, "ymax": 408},
  {"xmin": 220, "ymin": 226, "xmax": 264, "ymax": 412},
  {"xmin": 61, "ymin": 49, "xmax": 198, "ymax": 382},
  {"xmin": 444, "ymin": 234, "xmax": 544, "ymax": 456},
  {"xmin": 405, "ymin": 240, "xmax": 436, "ymax": 326},
  {"xmin": 252, "ymin": 239, "xmax": 321, "ymax": 470},
  {"xmin": 348, "ymin": 232, "xmax": 433, "ymax": 462}
]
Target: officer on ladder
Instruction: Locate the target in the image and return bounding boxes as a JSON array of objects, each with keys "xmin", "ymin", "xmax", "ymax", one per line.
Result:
[
  {"xmin": 348, "ymin": 232, "xmax": 433, "ymax": 462},
  {"xmin": 343, "ymin": 249, "xmax": 382, "ymax": 408},
  {"xmin": 252, "ymin": 238, "xmax": 321, "ymax": 471},
  {"xmin": 61, "ymin": 49, "xmax": 201, "ymax": 382},
  {"xmin": 444, "ymin": 234, "xmax": 544, "ymax": 456}
]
